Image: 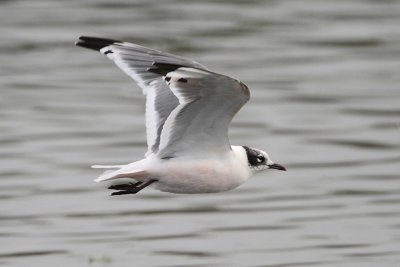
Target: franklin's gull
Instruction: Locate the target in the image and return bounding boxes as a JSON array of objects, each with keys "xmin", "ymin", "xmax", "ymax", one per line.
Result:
[{"xmin": 75, "ymin": 36, "xmax": 286, "ymax": 195}]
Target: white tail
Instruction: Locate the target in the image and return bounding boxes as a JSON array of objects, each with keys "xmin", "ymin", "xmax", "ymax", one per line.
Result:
[
  {"xmin": 93, "ymin": 159, "xmax": 149, "ymax": 182},
  {"xmin": 91, "ymin": 165, "xmax": 125, "ymax": 169},
  {"xmin": 94, "ymin": 168, "xmax": 149, "ymax": 182}
]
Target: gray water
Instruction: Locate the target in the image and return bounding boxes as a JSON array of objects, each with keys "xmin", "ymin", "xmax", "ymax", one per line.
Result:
[{"xmin": 1, "ymin": 0, "xmax": 400, "ymax": 266}]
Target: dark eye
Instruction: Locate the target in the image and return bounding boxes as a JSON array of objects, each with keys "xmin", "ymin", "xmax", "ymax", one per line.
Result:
[{"xmin": 256, "ymin": 155, "xmax": 265, "ymax": 163}]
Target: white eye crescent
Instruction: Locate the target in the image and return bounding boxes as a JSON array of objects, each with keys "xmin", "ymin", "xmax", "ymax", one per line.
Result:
[{"xmin": 257, "ymin": 155, "xmax": 265, "ymax": 163}]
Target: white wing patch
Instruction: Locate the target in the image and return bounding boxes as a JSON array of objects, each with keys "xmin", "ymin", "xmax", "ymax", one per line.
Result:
[{"xmin": 144, "ymin": 84, "xmax": 160, "ymax": 155}]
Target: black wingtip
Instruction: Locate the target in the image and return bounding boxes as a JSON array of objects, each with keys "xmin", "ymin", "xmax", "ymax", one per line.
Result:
[
  {"xmin": 147, "ymin": 63, "xmax": 185, "ymax": 76},
  {"xmin": 75, "ymin": 36, "xmax": 122, "ymax": 51}
]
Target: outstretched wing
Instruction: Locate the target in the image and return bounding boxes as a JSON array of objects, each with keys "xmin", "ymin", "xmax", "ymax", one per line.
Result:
[
  {"xmin": 75, "ymin": 36, "xmax": 208, "ymax": 156},
  {"xmin": 149, "ymin": 66, "xmax": 250, "ymax": 158}
]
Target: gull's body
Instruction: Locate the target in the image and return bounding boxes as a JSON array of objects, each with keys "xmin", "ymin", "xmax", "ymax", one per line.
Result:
[{"xmin": 76, "ymin": 36, "xmax": 286, "ymax": 195}]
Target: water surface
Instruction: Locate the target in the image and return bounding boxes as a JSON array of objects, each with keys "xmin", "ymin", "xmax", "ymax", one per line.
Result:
[{"xmin": 1, "ymin": 0, "xmax": 400, "ymax": 266}]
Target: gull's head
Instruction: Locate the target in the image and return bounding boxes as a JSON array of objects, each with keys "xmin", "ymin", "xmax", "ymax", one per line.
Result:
[{"xmin": 241, "ymin": 146, "xmax": 286, "ymax": 173}]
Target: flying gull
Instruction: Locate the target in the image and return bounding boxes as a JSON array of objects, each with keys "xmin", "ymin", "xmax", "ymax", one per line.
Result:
[{"xmin": 75, "ymin": 36, "xmax": 286, "ymax": 195}]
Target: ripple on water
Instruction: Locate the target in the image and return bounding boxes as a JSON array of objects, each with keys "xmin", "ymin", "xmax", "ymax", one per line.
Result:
[
  {"xmin": 0, "ymin": 250, "xmax": 68, "ymax": 258},
  {"xmin": 1, "ymin": 0, "xmax": 400, "ymax": 266}
]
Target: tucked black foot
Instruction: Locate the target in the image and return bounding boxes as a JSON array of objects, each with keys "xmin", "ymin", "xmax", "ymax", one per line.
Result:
[
  {"xmin": 111, "ymin": 189, "xmax": 141, "ymax": 196},
  {"xmin": 108, "ymin": 182, "xmax": 142, "ymax": 191},
  {"xmin": 109, "ymin": 180, "xmax": 156, "ymax": 196}
]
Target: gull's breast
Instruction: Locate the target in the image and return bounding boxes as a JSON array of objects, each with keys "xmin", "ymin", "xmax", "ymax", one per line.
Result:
[{"xmin": 153, "ymin": 157, "xmax": 250, "ymax": 194}]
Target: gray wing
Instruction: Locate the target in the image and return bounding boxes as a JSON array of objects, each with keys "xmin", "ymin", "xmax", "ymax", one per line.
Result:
[
  {"xmin": 150, "ymin": 67, "xmax": 251, "ymax": 158},
  {"xmin": 75, "ymin": 36, "xmax": 208, "ymax": 156}
]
